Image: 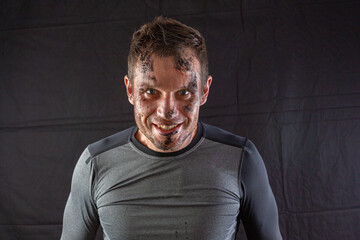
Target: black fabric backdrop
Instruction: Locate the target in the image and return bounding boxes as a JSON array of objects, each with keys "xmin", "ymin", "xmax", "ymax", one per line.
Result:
[{"xmin": 1, "ymin": 1, "xmax": 360, "ymax": 239}]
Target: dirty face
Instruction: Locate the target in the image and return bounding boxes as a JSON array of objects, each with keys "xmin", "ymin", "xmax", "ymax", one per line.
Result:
[{"xmin": 124, "ymin": 50, "xmax": 211, "ymax": 152}]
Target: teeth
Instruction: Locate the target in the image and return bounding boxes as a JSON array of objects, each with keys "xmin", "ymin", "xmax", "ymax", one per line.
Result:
[{"xmin": 157, "ymin": 124, "xmax": 178, "ymax": 130}]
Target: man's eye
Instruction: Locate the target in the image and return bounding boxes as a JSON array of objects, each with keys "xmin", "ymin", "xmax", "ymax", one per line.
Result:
[
  {"xmin": 179, "ymin": 89, "xmax": 189, "ymax": 96},
  {"xmin": 146, "ymin": 89, "xmax": 156, "ymax": 95}
]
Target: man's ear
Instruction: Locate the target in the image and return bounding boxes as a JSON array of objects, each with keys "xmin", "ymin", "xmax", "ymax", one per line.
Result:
[
  {"xmin": 124, "ymin": 75, "xmax": 134, "ymax": 105},
  {"xmin": 200, "ymin": 76, "xmax": 212, "ymax": 105}
]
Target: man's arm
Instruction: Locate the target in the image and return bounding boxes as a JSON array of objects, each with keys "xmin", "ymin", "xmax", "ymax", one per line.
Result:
[
  {"xmin": 239, "ymin": 139, "xmax": 282, "ymax": 240},
  {"xmin": 61, "ymin": 148, "xmax": 100, "ymax": 240}
]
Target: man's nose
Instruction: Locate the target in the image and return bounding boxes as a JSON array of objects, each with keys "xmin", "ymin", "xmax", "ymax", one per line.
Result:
[{"xmin": 157, "ymin": 94, "xmax": 178, "ymax": 120}]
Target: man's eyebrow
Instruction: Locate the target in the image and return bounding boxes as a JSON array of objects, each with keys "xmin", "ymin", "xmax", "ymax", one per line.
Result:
[
  {"xmin": 137, "ymin": 76, "xmax": 157, "ymax": 88},
  {"xmin": 147, "ymin": 76, "xmax": 157, "ymax": 82}
]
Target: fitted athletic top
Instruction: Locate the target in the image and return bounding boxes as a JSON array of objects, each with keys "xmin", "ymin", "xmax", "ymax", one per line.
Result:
[{"xmin": 61, "ymin": 122, "xmax": 282, "ymax": 240}]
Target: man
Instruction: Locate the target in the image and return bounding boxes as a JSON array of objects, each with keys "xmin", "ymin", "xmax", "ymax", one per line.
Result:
[{"xmin": 61, "ymin": 16, "xmax": 282, "ymax": 240}]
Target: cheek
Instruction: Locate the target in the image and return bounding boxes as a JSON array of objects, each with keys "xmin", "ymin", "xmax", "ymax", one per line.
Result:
[
  {"xmin": 182, "ymin": 104, "xmax": 193, "ymax": 112},
  {"xmin": 135, "ymin": 96, "xmax": 155, "ymax": 116},
  {"xmin": 182, "ymin": 95, "xmax": 198, "ymax": 113}
]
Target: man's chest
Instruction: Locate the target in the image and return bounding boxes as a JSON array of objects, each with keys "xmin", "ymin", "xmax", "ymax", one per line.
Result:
[{"xmin": 93, "ymin": 143, "xmax": 243, "ymax": 239}]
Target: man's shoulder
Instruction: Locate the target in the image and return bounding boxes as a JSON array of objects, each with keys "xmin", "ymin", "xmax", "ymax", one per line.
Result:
[
  {"xmin": 201, "ymin": 122, "xmax": 248, "ymax": 149},
  {"xmin": 87, "ymin": 126, "xmax": 135, "ymax": 158}
]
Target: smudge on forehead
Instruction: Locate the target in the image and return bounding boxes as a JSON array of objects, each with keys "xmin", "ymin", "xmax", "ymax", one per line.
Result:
[
  {"xmin": 139, "ymin": 51, "xmax": 154, "ymax": 74},
  {"xmin": 173, "ymin": 51, "xmax": 200, "ymax": 85},
  {"xmin": 173, "ymin": 48, "xmax": 197, "ymax": 72},
  {"xmin": 175, "ymin": 56, "xmax": 193, "ymax": 72}
]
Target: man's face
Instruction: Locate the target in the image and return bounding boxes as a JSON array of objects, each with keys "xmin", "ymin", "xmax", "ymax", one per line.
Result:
[{"xmin": 125, "ymin": 50, "xmax": 211, "ymax": 152}]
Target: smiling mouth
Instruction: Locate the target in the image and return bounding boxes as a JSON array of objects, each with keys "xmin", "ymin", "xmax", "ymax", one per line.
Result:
[
  {"xmin": 157, "ymin": 124, "xmax": 178, "ymax": 130},
  {"xmin": 153, "ymin": 123, "xmax": 182, "ymax": 135}
]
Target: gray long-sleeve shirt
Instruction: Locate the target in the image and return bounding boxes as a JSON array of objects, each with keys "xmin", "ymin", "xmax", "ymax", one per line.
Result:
[{"xmin": 61, "ymin": 122, "xmax": 282, "ymax": 240}]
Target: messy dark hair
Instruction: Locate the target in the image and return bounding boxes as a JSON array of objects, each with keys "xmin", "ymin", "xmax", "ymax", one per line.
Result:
[{"xmin": 127, "ymin": 16, "xmax": 208, "ymax": 85}]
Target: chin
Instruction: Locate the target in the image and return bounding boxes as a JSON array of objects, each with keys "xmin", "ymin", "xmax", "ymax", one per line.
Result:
[{"xmin": 152, "ymin": 136, "xmax": 182, "ymax": 152}]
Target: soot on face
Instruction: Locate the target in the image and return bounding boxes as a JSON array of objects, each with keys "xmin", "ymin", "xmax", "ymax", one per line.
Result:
[
  {"xmin": 133, "ymin": 53, "xmax": 202, "ymax": 152},
  {"xmin": 182, "ymin": 73, "xmax": 198, "ymax": 112},
  {"xmin": 140, "ymin": 53, "xmax": 154, "ymax": 74},
  {"xmin": 187, "ymin": 75, "xmax": 198, "ymax": 92},
  {"xmin": 165, "ymin": 135, "xmax": 172, "ymax": 146},
  {"xmin": 154, "ymin": 129, "xmax": 180, "ymax": 151},
  {"xmin": 175, "ymin": 56, "xmax": 193, "ymax": 72},
  {"xmin": 165, "ymin": 108, "xmax": 175, "ymax": 119}
]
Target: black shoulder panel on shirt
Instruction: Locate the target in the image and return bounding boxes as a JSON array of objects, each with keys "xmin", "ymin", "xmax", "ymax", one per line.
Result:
[
  {"xmin": 201, "ymin": 122, "xmax": 247, "ymax": 148},
  {"xmin": 87, "ymin": 126, "xmax": 135, "ymax": 158}
]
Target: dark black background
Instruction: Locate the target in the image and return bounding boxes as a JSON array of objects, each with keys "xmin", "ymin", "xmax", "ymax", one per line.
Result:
[{"xmin": 1, "ymin": 1, "xmax": 360, "ymax": 239}]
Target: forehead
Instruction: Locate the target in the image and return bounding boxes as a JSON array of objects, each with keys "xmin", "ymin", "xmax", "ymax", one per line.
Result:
[{"xmin": 133, "ymin": 51, "xmax": 201, "ymax": 87}]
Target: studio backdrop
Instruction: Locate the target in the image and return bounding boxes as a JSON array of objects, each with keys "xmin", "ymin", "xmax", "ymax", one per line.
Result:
[{"xmin": 1, "ymin": 1, "xmax": 360, "ymax": 239}]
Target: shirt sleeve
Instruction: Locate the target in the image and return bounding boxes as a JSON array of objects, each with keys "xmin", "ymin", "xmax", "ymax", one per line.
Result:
[
  {"xmin": 238, "ymin": 139, "xmax": 283, "ymax": 240},
  {"xmin": 60, "ymin": 148, "xmax": 100, "ymax": 240}
]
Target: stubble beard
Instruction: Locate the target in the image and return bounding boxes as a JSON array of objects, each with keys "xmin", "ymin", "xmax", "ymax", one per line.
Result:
[
  {"xmin": 140, "ymin": 124, "xmax": 194, "ymax": 151},
  {"xmin": 135, "ymin": 114, "xmax": 195, "ymax": 152}
]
